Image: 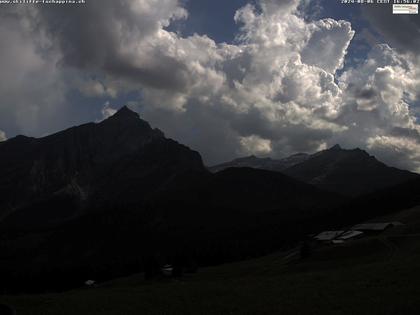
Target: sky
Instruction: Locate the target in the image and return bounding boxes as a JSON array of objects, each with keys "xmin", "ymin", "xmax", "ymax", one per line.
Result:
[{"xmin": 1, "ymin": 0, "xmax": 420, "ymax": 171}]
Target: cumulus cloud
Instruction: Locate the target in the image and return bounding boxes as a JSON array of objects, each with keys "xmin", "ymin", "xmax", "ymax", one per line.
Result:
[
  {"xmin": 240, "ymin": 135, "xmax": 272, "ymax": 156},
  {"xmin": 1, "ymin": 0, "xmax": 420, "ymax": 171},
  {"xmin": 0, "ymin": 6, "xmax": 68, "ymax": 136},
  {"xmin": 0, "ymin": 0, "xmax": 190, "ymax": 136},
  {"xmin": 301, "ymin": 18, "xmax": 354, "ymax": 73},
  {"xmin": 126, "ymin": 0, "xmax": 354, "ymax": 162},
  {"xmin": 101, "ymin": 102, "xmax": 118, "ymax": 120},
  {"xmin": 367, "ymin": 135, "xmax": 420, "ymax": 172}
]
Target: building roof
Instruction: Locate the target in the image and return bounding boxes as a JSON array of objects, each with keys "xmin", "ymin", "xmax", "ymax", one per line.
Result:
[
  {"xmin": 351, "ymin": 223, "xmax": 392, "ymax": 231},
  {"xmin": 338, "ymin": 230, "xmax": 364, "ymax": 240},
  {"xmin": 392, "ymin": 221, "xmax": 405, "ymax": 226},
  {"xmin": 85, "ymin": 280, "xmax": 96, "ymax": 286},
  {"xmin": 314, "ymin": 231, "xmax": 345, "ymax": 241}
]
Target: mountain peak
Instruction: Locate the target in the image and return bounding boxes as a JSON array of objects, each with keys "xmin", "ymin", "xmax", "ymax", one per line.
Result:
[
  {"xmin": 111, "ymin": 106, "xmax": 140, "ymax": 120},
  {"xmin": 99, "ymin": 105, "xmax": 166, "ymax": 140},
  {"xmin": 240, "ymin": 155, "xmax": 259, "ymax": 161},
  {"xmin": 329, "ymin": 144, "xmax": 342, "ymax": 151}
]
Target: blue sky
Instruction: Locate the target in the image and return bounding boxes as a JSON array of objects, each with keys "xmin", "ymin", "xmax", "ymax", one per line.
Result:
[
  {"xmin": 180, "ymin": 0, "xmax": 363, "ymax": 43},
  {"xmin": 179, "ymin": 0, "xmax": 254, "ymax": 43}
]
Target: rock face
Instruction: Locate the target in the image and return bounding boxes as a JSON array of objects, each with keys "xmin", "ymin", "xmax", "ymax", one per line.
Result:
[
  {"xmin": 210, "ymin": 144, "xmax": 418, "ymax": 197},
  {"xmin": 0, "ymin": 106, "xmax": 206, "ymax": 223}
]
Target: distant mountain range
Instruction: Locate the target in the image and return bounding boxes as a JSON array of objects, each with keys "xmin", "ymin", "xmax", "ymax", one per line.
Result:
[
  {"xmin": 209, "ymin": 153, "xmax": 310, "ymax": 173},
  {"xmin": 210, "ymin": 144, "xmax": 418, "ymax": 196}
]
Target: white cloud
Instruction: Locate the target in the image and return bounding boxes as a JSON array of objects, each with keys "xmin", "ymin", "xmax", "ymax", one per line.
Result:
[
  {"xmin": 301, "ymin": 18, "xmax": 354, "ymax": 73},
  {"xmin": 118, "ymin": 0, "xmax": 354, "ymax": 162},
  {"xmin": 136, "ymin": 0, "xmax": 354, "ymax": 160},
  {"xmin": 240, "ymin": 135, "xmax": 272, "ymax": 155},
  {"xmin": 0, "ymin": 6, "xmax": 67, "ymax": 136},
  {"xmin": 80, "ymin": 80, "xmax": 117, "ymax": 98},
  {"xmin": 367, "ymin": 135, "xmax": 420, "ymax": 173},
  {"xmin": 100, "ymin": 102, "xmax": 117, "ymax": 120},
  {"xmin": 0, "ymin": 130, "xmax": 6, "ymax": 142}
]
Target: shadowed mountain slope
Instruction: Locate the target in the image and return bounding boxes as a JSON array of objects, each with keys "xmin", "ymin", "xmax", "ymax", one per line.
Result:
[
  {"xmin": 210, "ymin": 145, "xmax": 418, "ymax": 197},
  {"xmin": 0, "ymin": 106, "xmax": 206, "ymax": 225},
  {"xmin": 209, "ymin": 153, "xmax": 309, "ymax": 173},
  {"xmin": 283, "ymin": 145, "xmax": 418, "ymax": 196},
  {"xmin": 4, "ymin": 108, "xmax": 417, "ymax": 294}
]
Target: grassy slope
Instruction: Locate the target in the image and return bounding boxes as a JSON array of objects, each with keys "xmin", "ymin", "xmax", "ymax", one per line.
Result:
[{"xmin": 3, "ymin": 206, "xmax": 420, "ymax": 315}]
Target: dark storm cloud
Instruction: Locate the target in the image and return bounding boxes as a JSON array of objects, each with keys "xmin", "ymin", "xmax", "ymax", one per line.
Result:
[
  {"xmin": 390, "ymin": 127, "xmax": 420, "ymax": 142},
  {"xmin": 105, "ymin": 54, "xmax": 191, "ymax": 92},
  {"xmin": 37, "ymin": 0, "xmax": 189, "ymax": 91},
  {"xmin": 230, "ymin": 107, "xmax": 282, "ymax": 140}
]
